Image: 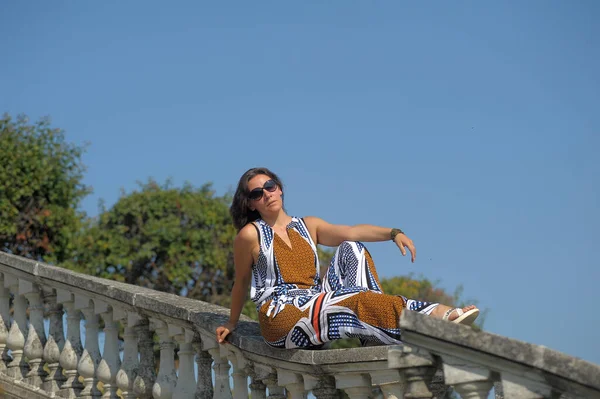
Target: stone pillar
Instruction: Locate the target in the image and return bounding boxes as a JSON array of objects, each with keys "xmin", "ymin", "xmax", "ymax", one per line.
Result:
[
  {"xmin": 304, "ymin": 375, "xmax": 340, "ymax": 399},
  {"xmin": 171, "ymin": 326, "xmax": 196, "ymax": 399},
  {"xmin": 226, "ymin": 347, "xmax": 249, "ymax": 399},
  {"xmin": 388, "ymin": 345, "xmax": 436, "ymax": 399},
  {"xmin": 22, "ymin": 281, "xmax": 47, "ymax": 387},
  {"xmin": 42, "ymin": 288, "xmax": 65, "ymax": 394},
  {"xmin": 248, "ymin": 376, "xmax": 267, "ymax": 399},
  {"xmin": 201, "ymin": 334, "xmax": 232, "ymax": 399},
  {"xmin": 5, "ymin": 275, "xmax": 29, "ymax": 380},
  {"xmin": 263, "ymin": 375, "xmax": 285, "ymax": 399},
  {"xmin": 334, "ymin": 373, "xmax": 372, "ymax": 399},
  {"xmin": 116, "ymin": 311, "xmax": 142, "ymax": 399},
  {"xmin": 133, "ymin": 318, "xmax": 156, "ymax": 399},
  {"xmin": 75, "ymin": 295, "xmax": 102, "ymax": 399},
  {"xmin": 97, "ymin": 303, "xmax": 121, "ymax": 399},
  {"xmin": 193, "ymin": 338, "xmax": 214, "ymax": 399},
  {"xmin": 0, "ymin": 274, "xmax": 12, "ymax": 373},
  {"xmin": 441, "ymin": 354, "xmax": 493, "ymax": 399},
  {"xmin": 494, "ymin": 381, "xmax": 504, "ymax": 399},
  {"xmin": 151, "ymin": 318, "xmax": 177, "ymax": 399},
  {"xmin": 253, "ymin": 364, "xmax": 285, "ymax": 399},
  {"xmin": 277, "ymin": 370, "xmax": 306, "ymax": 399},
  {"xmin": 57, "ymin": 289, "xmax": 83, "ymax": 398},
  {"xmin": 370, "ymin": 369, "xmax": 406, "ymax": 399}
]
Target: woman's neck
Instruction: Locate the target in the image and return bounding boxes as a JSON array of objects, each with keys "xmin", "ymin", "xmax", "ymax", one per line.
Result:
[{"xmin": 260, "ymin": 210, "xmax": 292, "ymax": 229}]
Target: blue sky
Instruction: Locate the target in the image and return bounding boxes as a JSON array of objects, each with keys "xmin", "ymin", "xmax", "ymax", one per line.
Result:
[{"xmin": 2, "ymin": 1, "xmax": 599, "ymax": 367}]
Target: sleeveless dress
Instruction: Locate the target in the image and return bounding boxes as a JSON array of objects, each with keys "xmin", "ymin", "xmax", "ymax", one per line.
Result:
[{"xmin": 251, "ymin": 217, "xmax": 438, "ymax": 349}]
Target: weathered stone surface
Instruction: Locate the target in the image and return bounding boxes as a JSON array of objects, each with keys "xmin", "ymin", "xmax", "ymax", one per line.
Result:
[
  {"xmin": 399, "ymin": 311, "xmax": 600, "ymax": 392},
  {"xmin": 0, "ymin": 252, "xmax": 39, "ymax": 275},
  {"xmin": 1, "ymin": 373, "xmax": 53, "ymax": 398}
]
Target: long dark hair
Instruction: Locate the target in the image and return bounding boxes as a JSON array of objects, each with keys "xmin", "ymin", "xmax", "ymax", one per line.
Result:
[{"xmin": 230, "ymin": 167, "xmax": 284, "ymax": 231}]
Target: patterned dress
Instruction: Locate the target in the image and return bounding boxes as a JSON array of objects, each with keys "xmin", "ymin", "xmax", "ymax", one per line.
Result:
[{"xmin": 251, "ymin": 217, "xmax": 438, "ymax": 349}]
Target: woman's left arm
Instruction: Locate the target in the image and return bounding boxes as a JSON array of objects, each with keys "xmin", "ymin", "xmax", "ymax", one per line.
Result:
[{"xmin": 304, "ymin": 216, "xmax": 416, "ymax": 262}]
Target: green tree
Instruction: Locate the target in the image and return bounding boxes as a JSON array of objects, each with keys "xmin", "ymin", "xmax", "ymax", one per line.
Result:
[
  {"xmin": 0, "ymin": 114, "xmax": 90, "ymax": 263},
  {"xmin": 68, "ymin": 180, "xmax": 237, "ymax": 304},
  {"xmin": 380, "ymin": 275, "xmax": 459, "ymax": 305}
]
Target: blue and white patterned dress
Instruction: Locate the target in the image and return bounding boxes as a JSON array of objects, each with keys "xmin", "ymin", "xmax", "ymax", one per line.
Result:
[{"xmin": 250, "ymin": 217, "xmax": 438, "ymax": 349}]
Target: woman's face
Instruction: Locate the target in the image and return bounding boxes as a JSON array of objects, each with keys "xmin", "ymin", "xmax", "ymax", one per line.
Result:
[{"xmin": 247, "ymin": 174, "xmax": 283, "ymax": 214}]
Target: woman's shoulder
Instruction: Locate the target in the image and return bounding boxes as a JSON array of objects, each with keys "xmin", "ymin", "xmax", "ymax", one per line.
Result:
[
  {"xmin": 236, "ymin": 223, "xmax": 260, "ymax": 244},
  {"xmin": 300, "ymin": 215, "xmax": 324, "ymax": 227}
]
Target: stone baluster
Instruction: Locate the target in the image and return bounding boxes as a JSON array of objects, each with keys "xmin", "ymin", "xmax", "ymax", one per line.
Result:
[
  {"xmin": 388, "ymin": 345, "xmax": 436, "ymax": 399},
  {"xmin": 170, "ymin": 326, "xmax": 196, "ymax": 399},
  {"xmin": 248, "ymin": 374, "xmax": 267, "ymax": 399},
  {"xmin": 22, "ymin": 281, "xmax": 47, "ymax": 387},
  {"xmin": 226, "ymin": 346, "xmax": 249, "ymax": 399},
  {"xmin": 304, "ymin": 375, "xmax": 340, "ymax": 399},
  {"xmin": 203, "ymin": 334, "xmax": 233, "ymax": 399},
  {"xmin": 334, "ymin": 373, "xmax": 372, "ymax": 399},
  {"xmin": 0, "ymin": 273, "xmax": 12, "ymax": 373},
  {"xmin": 75, "ymin": 295, "xmax": 102, "ymax": 399},
  {"xmin": 441, "ymin": 354, "xmax": 493, "ymax": 399},
  {"xmin": 494, "ymin": 381, "xmax": 504, "ymax": 399},
  {"xmin": 5, "ymin": 275, "xmax": 29, "ymax": 380},
  {"xmin": 97, "ymin": 302, "xmax": 121, "ymax": 398},
  {"xmin": 254, "ymin": 364, "xmax": 285, "ymax": 399},
  {"xmin": 133, "ymin": 318, "xmax": 156, "ymax": 399},
  {"xmin": 369, "ymin": 369, "xmax": 406, "ymax": 399},
  {"xmin": 193, "ymin": 337, "xmax": 214, "ymax": 399},
  {"xmin": 42, "ymin": 287, "xmax": 65, "ymax": 393},
  {"xmin": 277, "ymin": 370, "xmax": 306, "ymax": 399},
  {"xmin": 429, "ymin": 367, "xmax": 450, "ymax": 398},
  {"xmin": 264, "ymin": 375, "xmax": 286, "ymax": 399},
  {"xmin": 57, "ymin": 289, "xmax": 83, "ymax": 398},
  {"xmin": 116, "ymin": 310, "xmax": 142, "ymax": 399},
  {"xmin": 151, "ymin": 318, "xmax": 177, "ymax": 399},
  {"xmin": 500, "ymin": 371, "xmax": 553, "ymax": 399}
]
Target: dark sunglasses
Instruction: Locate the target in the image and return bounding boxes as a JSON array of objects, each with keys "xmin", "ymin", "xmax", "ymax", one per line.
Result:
[{"xmin": 248, "ymin": 179, "xmax": 277, "ymax": 201}]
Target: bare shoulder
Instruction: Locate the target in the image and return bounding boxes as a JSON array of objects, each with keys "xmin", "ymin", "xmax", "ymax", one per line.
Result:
[
  {"xmin": 302, "ymin": 216, "xmax": 324, "ymax": 244},
  {"xmin": 236, "ymin": 223, "xmax": 259, "ymax": 247},
  {"xmin": 235, "ymin": 223, "xmax": 260, "ymax": 264},
  {"xmin": 302, "ymin": 216, "xmax": 325, "ymax": 229}
]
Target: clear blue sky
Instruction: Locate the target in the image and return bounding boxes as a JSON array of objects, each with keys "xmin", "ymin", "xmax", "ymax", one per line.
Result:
[{"xmin": 2, "ymin": 1, "xmax": 599, "ymax": 366}]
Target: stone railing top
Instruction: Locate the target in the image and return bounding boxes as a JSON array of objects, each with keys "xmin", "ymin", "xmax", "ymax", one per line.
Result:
[
  {"xmin": 399, "ymin": 310, "xmax": 600, "ymax": 392},
  {"xmin": 1, "ymin": 250, "xmax": 599, "ymax": 393}
]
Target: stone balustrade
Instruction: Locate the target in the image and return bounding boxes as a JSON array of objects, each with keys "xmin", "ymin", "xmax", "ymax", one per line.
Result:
[{"xmin": 0, "ymin": 251, "xmax": 598, "ymax": 399}]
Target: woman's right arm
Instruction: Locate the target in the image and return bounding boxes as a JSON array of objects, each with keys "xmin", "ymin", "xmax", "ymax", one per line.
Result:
[{"xmin": 216, "ymin": 225, "xmax": 256, "ymax": 343}]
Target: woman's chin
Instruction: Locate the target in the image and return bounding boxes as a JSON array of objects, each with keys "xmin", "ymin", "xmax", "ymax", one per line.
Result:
[{"xmin": 264, "ymin": 202, "xmax": 282, "ymax": 213}]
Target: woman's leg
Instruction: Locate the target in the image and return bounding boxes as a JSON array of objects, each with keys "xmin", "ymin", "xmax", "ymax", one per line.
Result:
[
  {"xmin": 322, "ymin": 241, "xmax": 383, "ymax": 292},
  {"xmin": 323, "ymin": 241, "xmax": 439, "ymax": 313},
  {"xmin": 322, "ymin": 241, "xmax": 478, "ymax": 324}
]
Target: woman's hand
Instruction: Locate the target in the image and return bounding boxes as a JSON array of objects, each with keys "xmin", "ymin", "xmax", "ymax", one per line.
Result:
[
  {"xmin": 216, "ymin": 321, "xmax": 236, "ymax": 344},
  {"xmin": 394, "ymin": 233, "xmax": 416, "ymax": 262}
]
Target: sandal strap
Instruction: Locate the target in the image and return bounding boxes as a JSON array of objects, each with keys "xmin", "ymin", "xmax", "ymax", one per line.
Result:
[
  {"xmin": 442, "ymin": 308, "xmax": 463, "ymax": 321},
  {"xmin": 442, "ymin": 308, "xmax": 454, "ymax": 321}
]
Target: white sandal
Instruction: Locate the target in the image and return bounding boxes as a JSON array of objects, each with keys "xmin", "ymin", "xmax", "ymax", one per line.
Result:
[{"xmin": 442, "ymin": 307, "xmax": 479, "ymax": 326}]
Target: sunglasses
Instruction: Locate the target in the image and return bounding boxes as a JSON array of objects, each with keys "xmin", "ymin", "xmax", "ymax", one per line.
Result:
[{"xmin": 248, "ymin": 179, "xmax": 277, "ymax": 201}]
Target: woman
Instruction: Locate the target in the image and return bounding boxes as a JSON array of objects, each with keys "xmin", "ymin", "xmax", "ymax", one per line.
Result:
[{"xmin": 216, "ymin": 167, "xmax": 479, "ymax": 349}]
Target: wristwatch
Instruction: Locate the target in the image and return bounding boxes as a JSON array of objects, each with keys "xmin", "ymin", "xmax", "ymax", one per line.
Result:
[{"xmin": 390, "ymin": 228, "xmax": 405, "ymax": 241}]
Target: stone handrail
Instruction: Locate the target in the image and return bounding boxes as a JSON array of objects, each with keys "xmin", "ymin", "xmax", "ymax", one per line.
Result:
[{"xmin": 0, "ymin": 251, "xmax": 598, "ymax": 398}]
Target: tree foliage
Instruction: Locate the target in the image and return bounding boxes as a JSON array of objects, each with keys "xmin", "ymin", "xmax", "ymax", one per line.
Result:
[
  {"xmin": 380, "ymin": 275, "xmax": 460, "ymax": 305},
  {"xmin": 67, "ymin": 180, "xmax": 237, "ymax": 304},
  {"xmin": 0, "ymin": 114, "xmax": 89, "ymax": 263}
]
